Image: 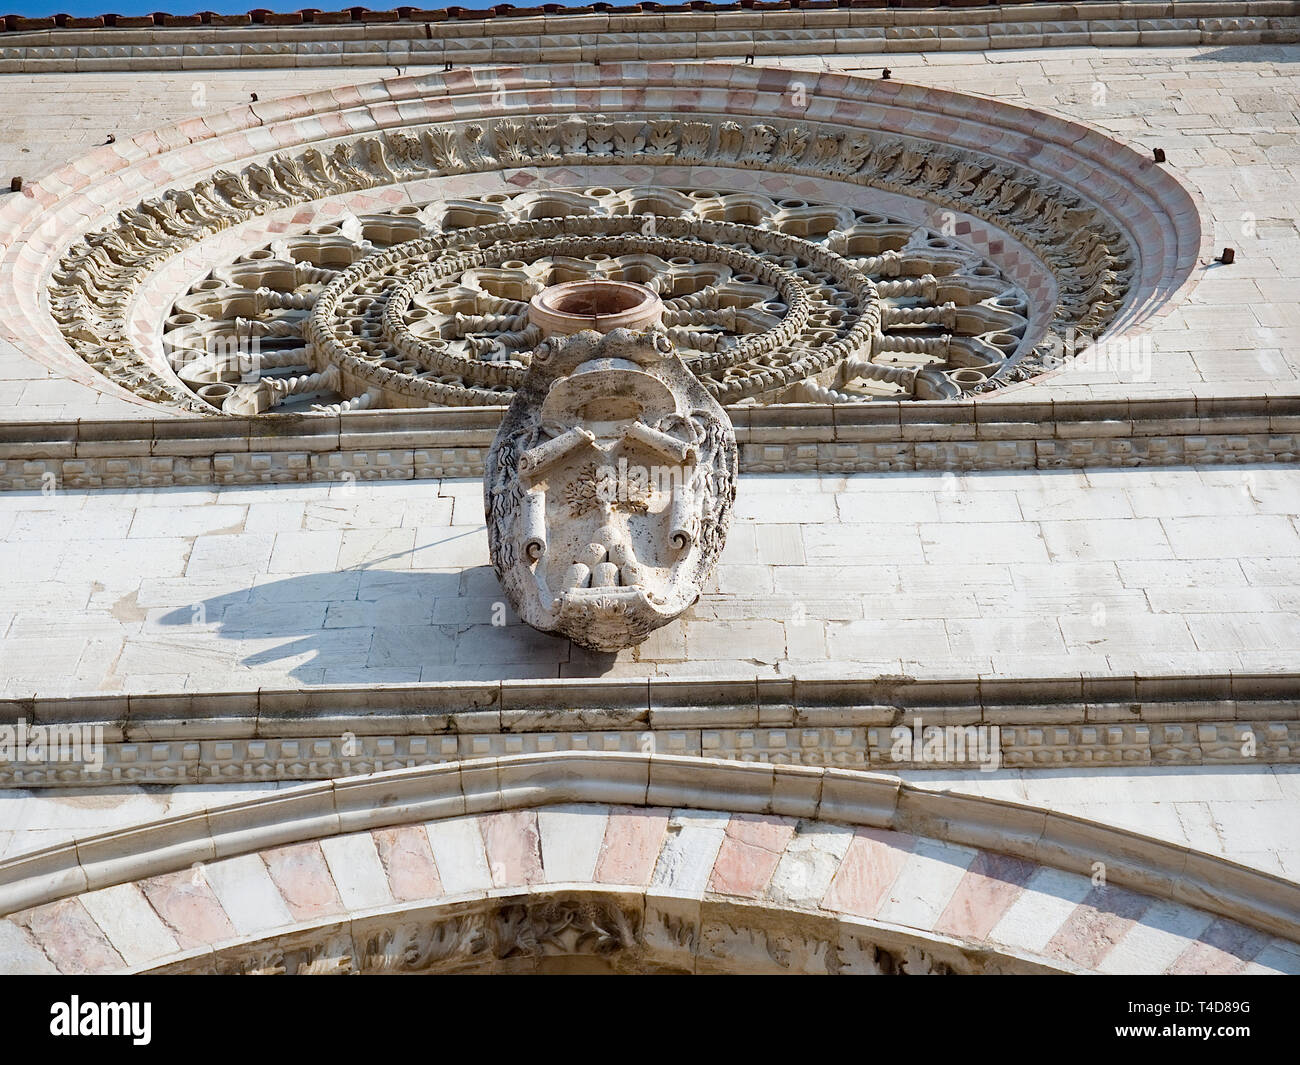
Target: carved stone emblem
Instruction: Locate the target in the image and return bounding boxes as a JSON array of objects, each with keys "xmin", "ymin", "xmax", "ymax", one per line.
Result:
[{"xmin": 485, "ymin": 310, "xmax": 737, "ymax": 651}]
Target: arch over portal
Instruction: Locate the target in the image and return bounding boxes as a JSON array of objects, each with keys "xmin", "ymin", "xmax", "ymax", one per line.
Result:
[{"xmin": 0, "ymin": 754, "xmax": 1295, "ymax": 975}]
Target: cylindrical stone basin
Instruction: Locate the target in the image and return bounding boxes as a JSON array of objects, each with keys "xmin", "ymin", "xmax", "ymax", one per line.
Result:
[{"xmin": 528, "ymin": 279, "xmax": 663, "ymax": 337}]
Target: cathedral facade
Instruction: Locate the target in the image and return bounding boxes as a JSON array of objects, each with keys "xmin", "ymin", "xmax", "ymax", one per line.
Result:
[{"xmin": 0, "ymin": 1, "xmax": 1297, "ymax": 975}]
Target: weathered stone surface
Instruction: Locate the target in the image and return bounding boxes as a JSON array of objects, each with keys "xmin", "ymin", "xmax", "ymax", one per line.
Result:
[
  {"xmin": 485, "ymin": 326, "xmax": 737, "ymax": 651},
  {"xmin": 0, "ymin": 33, "xmax": 1298, "ymax": 980}
]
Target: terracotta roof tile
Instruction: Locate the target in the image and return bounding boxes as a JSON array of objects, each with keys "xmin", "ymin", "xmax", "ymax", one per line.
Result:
[{"xmin": 0, "ymin": 1, "xmax": 1185, "ymax": 35}]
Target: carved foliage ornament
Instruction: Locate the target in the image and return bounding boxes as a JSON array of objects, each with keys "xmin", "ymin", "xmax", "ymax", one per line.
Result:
[{"xmin": 146, "ymin": 894, "xmax": 987, "ymax": 975}]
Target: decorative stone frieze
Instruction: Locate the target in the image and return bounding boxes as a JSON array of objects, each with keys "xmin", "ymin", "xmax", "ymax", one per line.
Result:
[
  {"xmin": 3, "ymin": 673, "xmax": 1297, "ymax": 788},
  {"xmin": 149, "ymin": 893, "xmax": 977, "ymax": 976},
  {"xmin": 3, "ymin": 716, "xmax": 1293, "ymax": 790}
]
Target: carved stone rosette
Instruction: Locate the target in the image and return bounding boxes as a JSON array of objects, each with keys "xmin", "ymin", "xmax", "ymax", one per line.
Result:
[
  {"xmin": 39, "ymin": 90, "xmax": 1182, "ymax": 416},
  {"xmin": 485, "ymin": 323, "xmax": 737, "ymax": 651}
]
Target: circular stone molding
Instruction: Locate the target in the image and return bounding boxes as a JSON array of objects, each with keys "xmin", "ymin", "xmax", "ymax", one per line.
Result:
[
  {"xmin": 167, "ymin": 188, "xmax": 1057, "ymax": 415},
  {"xmin": 0, "ymin": 63, "xmax": 1202, "ymax": 416},
  {"xmin": 302, "ymin": 214, "xmax": 889, "ymax": 408}
]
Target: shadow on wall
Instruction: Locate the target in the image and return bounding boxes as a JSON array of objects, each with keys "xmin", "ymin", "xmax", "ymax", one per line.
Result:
[
  {"xmin": 1188, "ymin": 45, "xmax": 1300, "ymax": 63},
  {"xmin": 156, "ymin": 537, "xmax": 625, "ymax": 684}
]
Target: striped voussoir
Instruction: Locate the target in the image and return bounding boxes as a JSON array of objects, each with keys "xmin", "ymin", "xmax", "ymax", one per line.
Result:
[{"xmin": 3, "ymin": 804, "xmax": 1296, "ymax": 975}]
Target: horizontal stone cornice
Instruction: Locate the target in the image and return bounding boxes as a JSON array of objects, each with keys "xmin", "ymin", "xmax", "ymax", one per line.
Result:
[
  {"xmin": 0, "ymin": 3, "xmax": 1298, "ymax": 73},
  {"xmin": 0, "ymin": 395, "xmax": 1296, "ymax": 488},
  {"xmin": 2, "ymin": 671, "xmax": 1296, "ymax": 790}
]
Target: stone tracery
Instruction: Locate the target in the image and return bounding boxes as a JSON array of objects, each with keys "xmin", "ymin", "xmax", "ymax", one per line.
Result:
[
  {"xmin": 165, "ymin": 188, "xmax": 1038, "ymax": 415},
  {"xmin": 47, "ymin": 105, "xmax": 1138, "ymax": 415}
]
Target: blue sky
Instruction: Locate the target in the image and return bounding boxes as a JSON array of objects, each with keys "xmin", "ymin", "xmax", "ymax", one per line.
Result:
[{"xmin": 8, "ymin": 1, "xmax": 504, "ymax": 15}]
